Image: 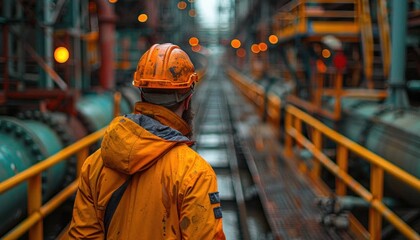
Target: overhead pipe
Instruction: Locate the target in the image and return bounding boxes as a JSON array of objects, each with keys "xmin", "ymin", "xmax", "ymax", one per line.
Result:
[{"xmin": 95, "ymin": 0, "xmax": 117, "ymax": 90}]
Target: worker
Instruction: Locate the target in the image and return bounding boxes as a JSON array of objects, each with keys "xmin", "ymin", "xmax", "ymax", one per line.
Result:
[{"xmin": 68, "ymin": 43, "xmax": 226, "ymax": 240}]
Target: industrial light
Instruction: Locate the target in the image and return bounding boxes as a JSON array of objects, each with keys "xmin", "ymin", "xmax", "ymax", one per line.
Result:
[
  {"xmin": 189, "ymin": 37, "xmax": 199, "ymax": 47},
  {"xmin": 192, "ymin": 45, "xmax": 201, "ymax": 52},
  {"xmin": 258, "ymin": 42, "xmax": 268, "ymax": 51},
  {"xmin": 138, "ymin": 14, "xmax": 148, "ymax": 23},
  {"xmin": 189, "ymin": 9, "xmax": 196, "ymax": 17},
  {"xmin": 268, "ymin": 35, "xmax": 278, "ymax": 44},
  {"xmin": 322, "ymin": 49, "xmax": 331, "ymax": 58},
  {"xmin": 178, "ymin": 1, "xmax": 187, "ymax": 10},
  {"xmin": 231, "ymin": 39, "xmax": 241, "ymax": 49},
  {"xmin": 54, "ymin": 47, "xmax": 69, "ymax": 63},
  {"xmin": 251, "ymin": 44, "xmax": 260, "ymax": 53},
  {"xmin": 236, "ymin": 48, "xmax": 246, "ymax": 58}
]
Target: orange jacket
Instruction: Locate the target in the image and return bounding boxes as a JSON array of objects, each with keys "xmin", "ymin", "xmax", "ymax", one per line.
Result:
[{"xmin": 68, "ymin": 102, "xmax": 225, "ymax": 240}]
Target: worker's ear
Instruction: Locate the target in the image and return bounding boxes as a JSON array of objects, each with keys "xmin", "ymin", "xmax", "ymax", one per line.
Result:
[{"xmin": 184, "ymin": 94, "xmax": 193, "ymax": 110}]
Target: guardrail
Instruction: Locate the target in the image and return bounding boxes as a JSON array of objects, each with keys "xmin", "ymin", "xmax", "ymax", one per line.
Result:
[
  {"xmin": 0, "ymin": 92, "xmax": 122, "ymax": 240},
  {"xmin": 284, "ymin": 105, "xmax": 420, "ymax": 240},
  {"xmin": 227, "ymin": 68, "xmax": 420, "ymax": 239},
  {"xmin": 0, "ymin": 128, "xmax": 106, "ymax": 240},
  {"xmin": 227, "ymin": 67, "xmax": 281, "ymax": 137},
  {"xmin": 273, "ymin": 0, "xmax": 359, "ymax": 41}
]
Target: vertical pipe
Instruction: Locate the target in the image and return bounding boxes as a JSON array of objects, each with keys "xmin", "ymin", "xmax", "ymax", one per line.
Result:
[
  {"xmin": 16, "ymin": 3, "xmax": 24, "ymax": 82},
  {"xmin": 73, "ymin": 0, "xmax": 82, "ymax": 90},
  {"xmin": 3, "ymin": 0, "xmax": 11, "ymax": 92},
  {"xmin": 44, "ymin": 0, "xmax": 53, "ymax": 89},
  {"xmin": 96, "ymin": 0, "xmax": 116, "ymax": 90},
  {"xmin": 387, "ymin": 0, "xmax": 409, "ymax": 108}
]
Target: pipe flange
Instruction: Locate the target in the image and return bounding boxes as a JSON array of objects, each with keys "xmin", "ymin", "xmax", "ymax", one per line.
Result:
[
  {"xmin": 17, "ymin": 110, "xmax": 77, "ymax": 187},
  {"xmin": 1, "ymin": 116, "xmax": 48, "ymax": 195},
  {"xmin": 0, "ymin": 117, "xmax": 45, "ymax": 165}
]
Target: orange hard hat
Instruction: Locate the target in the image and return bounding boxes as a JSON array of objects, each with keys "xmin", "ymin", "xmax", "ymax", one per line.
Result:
[{"xmin": 133, "ymin": 43, "xmax": 198, "ymax": 89}]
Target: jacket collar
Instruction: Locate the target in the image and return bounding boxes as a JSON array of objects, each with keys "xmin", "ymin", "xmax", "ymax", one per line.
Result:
[{"xmin": 134, "ymin": 102, "xmax": 192, "ymax": 137}]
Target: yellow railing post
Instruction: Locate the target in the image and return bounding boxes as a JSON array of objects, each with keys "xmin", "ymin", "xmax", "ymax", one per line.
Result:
[
  {"xmin": 336, "ymin": 144, "xmax": 349, "ymax": 196},
  {"xmin": 311, "ymin": 128, "xmax": 322, "ymax": 178},
  {"xmin": 293, "ymin": 116, "xmax": 303, "ymax": 149},
  {"xmin": 285, "ymin": 105, "xmax": 420, "ymax": 239},
  {"xmin": 0, "ymin": 128, "xmax": 107, "ymax": 240},
  {"xmin": 299, "ymin": 0, "xmax": 307, "ymax": 33},
  {"xmin": 369, "ymin": 164, "xmax": 384, "ymax": 240},
  {"xmin": 334, "ymin": 72, "xmax": 343, "ymax": 120},
  {"xmin": 28, "ymin": 174, "xmax": 43, "ymax": 240},
  {"xmin": 377, "ymin": 0, "xmax": 391, "ymax": 79},
  {"xmin": 284, "ymin": 111, "xmax": 293, "ymax": 157}
]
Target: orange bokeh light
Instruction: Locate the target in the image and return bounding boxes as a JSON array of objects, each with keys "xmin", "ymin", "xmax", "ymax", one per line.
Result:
[
  {"xmin": 192, "ymin": 45, "xmax": 201, "ymax": 52},
  {"xmin": 268, "ymin": 35, "xmax": 278, "ymax": 44},
  {"xmin": 189, "ymin": 9, "xmax": 196, "ymax": 17},
  {"xmin": 316, "ymin": 59, "xmax": 327, "ymax": 73},
  {"xmin": 322, "ymin": 49, "xmax": 331, "ymax": 58},
  {"xmin": 177, "ymin": 1, "xmax": 187, "ymax": 10},
  {"xmin": 231, "ymin": 39, "xmax": 241, "ymax": 49},
  {"xmin": 251, "ymin": 44, "xmax": 260, "ymax": 54},
  {"xmin": 54, "ymin": 47, "xmax": 70, "ymax": 63},
  {"xmin": 236, "ymin": 48, "xmax": 246, "ymax": 58},
  {"xmin": 258, "ymin": 42, "xmax": 268, "ymax": 51},
  {"xmin": 189, "ymin": 37, "xmax": 199, "ymax": 46},
  {"xmin": 138, "ymin": 14, "xmax": 148, "ymax": 22}
]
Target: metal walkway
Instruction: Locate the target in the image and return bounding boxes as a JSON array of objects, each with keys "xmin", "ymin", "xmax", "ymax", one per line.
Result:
[
  {"xmin": 192, "ymin": 47, "xmax": 272, "ymax": 240},
  {"xmin": 239, "ymin": 125, "xmax": 355, "ymax": 240},
  {"xmin": 230, "ymin": 87, "xmax": 358, "ymax": 238},
  {"xmin": 193, "ymin": 47, "xmax": 356, "ymax": 239}
]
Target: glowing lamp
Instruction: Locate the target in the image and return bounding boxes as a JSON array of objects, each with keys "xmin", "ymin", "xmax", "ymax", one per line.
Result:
[
  {"xmin": 138, "ymin": 14, "xmax": 148, "ymax": 22},
  {"xmin": 54, "ymin": 47, "xmax": 69, "ymax": 63},
  {"xmin": 189, "ymin": 37, "xmax": 199, "ymax": 47},
  {"xmin": 231, "ymin": 39, "xmax": 241, "ymax": 49}
]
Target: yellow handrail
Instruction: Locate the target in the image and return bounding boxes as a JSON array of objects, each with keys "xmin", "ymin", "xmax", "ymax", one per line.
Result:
[
  {"xmin": 284, "ymin": 105, "xmax": 420, "ymax": 239},
  {"xmin": 0, "ymin": 92, "xmax": 123, "ymax": 239},
  {"xmin": 0, "ymin": 127, "xmax": 106, "ymax": 240},
  {"xmin": 274, "ymin": 0, "xmax": 359, "ymax": 40}
]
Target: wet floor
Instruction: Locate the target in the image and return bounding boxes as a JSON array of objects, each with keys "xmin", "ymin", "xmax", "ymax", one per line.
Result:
[{"xmin": 192, "ymin": 46, "xmax": 272, "ymax": 240}]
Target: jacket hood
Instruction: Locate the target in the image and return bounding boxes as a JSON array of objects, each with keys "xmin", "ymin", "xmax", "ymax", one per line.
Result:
[{"xmin": 101, "ymin": 113, "xmax": 192, "ymax": 175}]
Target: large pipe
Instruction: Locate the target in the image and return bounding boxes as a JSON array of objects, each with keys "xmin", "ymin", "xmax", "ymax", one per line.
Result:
[
  {"xmin": 387, "ymin": 0, "xmax": 409, "ymax": 108},
  {"xmin": 96, "ymin": 0, "xmax": 117, "ymax": 90}
]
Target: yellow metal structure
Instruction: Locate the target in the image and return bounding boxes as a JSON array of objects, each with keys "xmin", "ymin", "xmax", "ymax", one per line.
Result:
[
  {"xmin": 284, "ymin": 105, "xmax": 420, "ymax": 240},
  {"xmin": 270, "ymin": 0, "xmax": 392, "ymax": 121},
  {"xmin": 0, "ymin": 129, "xmax": 105, "ymax": 240},
  {"xmin": 273, "ymin": 0, "xmax": 360, "ymax": 42},
  {"xmin": 377, "ymin": 0, "xmax": 391, "ymax": 79},
  {"xmin": 228, "ymin": 68, "xmax": 420, "ymax": 239},
  {"xmin": 227, "ymin": 67, "xmax": 281, "ymax": 137},
  {"xmin": 359, "ymin": 0, "xmax": 374, "ymax": 89}
]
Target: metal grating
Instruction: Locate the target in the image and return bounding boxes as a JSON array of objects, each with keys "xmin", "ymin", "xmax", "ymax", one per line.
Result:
[{"xmin": 242, "ymin": 134, "xmax": 355, "ymax": 240}]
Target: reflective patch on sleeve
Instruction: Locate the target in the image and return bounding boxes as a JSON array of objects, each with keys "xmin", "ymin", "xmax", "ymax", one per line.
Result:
[
  {"xmin": 213, "ymin": 207, "xmax": 223, "ymax": 219},
  {"xmin": 209, "ymin": 192, "xmax": 220, "ymax": 204}
]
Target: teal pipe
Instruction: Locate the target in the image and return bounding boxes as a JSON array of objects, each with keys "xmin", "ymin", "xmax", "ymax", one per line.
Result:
[
  {"xmin": 76, "ymin": 92, "xmax": 131, "ymax": 132},
  {"xmin": 0, "ymin": 117, "xmax": 65, "ymax": 235},
  {"xmin": 387, "ymin": 0, "xmax": 409, "ymax": 108}
]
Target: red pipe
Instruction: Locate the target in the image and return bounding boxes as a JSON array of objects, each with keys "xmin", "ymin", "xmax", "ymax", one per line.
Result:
[{"xmin": 96, "ymin": 0, "xmax": 117, "ymax": 90}]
